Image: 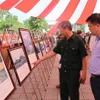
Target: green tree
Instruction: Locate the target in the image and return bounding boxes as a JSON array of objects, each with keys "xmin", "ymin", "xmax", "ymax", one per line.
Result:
[
  {"xmin": 79, "ymin": 24, "xmax": 86, "ymax": 32},
  {"xmin": 0, "ymin": 10, "xmax": 10, "ymax": 32},
  {"xmin": 24, "ymin": 16, "xmax": 49, "ymax": 32},
  {"xmin": 0, "ymin": 10, "xmax": 24, "ymax": 33}
]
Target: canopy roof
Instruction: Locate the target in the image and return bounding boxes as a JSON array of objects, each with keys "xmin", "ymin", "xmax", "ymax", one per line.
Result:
[{"xmin": 0, "ymin": 0, "xmax": 100, "ymax": 35}]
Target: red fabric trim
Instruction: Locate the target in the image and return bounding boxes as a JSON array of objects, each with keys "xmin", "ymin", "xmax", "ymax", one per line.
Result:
[
  {"xmin": 0, "ymin": 0, "xmax": 19, "ymax": 10},
  {"xmin": 77, "ymin": 0, "xmax": 97, "ymax": 24},
  {"xmin": 48, "ymin": 23, "xmax": 59, "ymax": 36},
  {"xmin": 15, "ymin": 0, "xmax": 39, "ymax": 13},
  {"xmin": 57, "ymin": 0, "xmax": 80, "ymax": 22},
  {"xmin": 37, "ymin": 0, "xmax": 59, "ymax": 18}
]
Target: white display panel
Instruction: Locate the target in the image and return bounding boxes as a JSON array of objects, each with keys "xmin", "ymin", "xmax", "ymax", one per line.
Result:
[
  {"xmin": 9, "ymin": 47, "xmax": 30, "ymax": 85},
  {"xmin": 19, "ymin": 28, "xmax": 37, "ymax": 69},
  {"xmin": 0, "ymin": 52, "xmax": 14, "ymax": 100}
]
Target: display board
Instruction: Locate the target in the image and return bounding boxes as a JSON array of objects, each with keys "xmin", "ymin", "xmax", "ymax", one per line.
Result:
[
  {"xmin": 8, "ymin": 47, "xmax": 30, "ymax": 85},
  {"xmin": 19, "ymin": 28, "xmax": 37, "ymax": 69},
  {"xmin": 39, "ymin": 41, "xmax": 46, "ymax": 56},
  {"xmin": 0, "ymin": 52, "xmax": 15, "ymax": 100},
  {"xmin": 34, "ymin": 42, "xmax": 42, "ymax": 58},
  {"xmin": 43, "ymin": 40, "xmax": 50, "ymax": 53}
]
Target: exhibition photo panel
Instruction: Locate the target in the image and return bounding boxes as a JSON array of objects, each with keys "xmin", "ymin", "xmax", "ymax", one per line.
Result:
[
  {"xmin": 39, "ymin": 41, "xmax": 46, "ymax": 56},
  {"xmin": 8, "ymin": 47, "xmax": 30, "ymax": 85},
  {"xmin": 19, "ymin": 28, "xmax": 37, "ymax": 69},
  {"xmin": 47, "ymin": 38, "xmax": 52, "ymax": 50},
  {"xmin": 43, "ymin": 40, "xmax": 50, "ymax": 53},
  {"xmin": 0, "ymin": 52, "xmax": 15, "ymax": 100},
  {"xmin": 34, "ymin": 42, "xmax": 42, "ymax": 58}
]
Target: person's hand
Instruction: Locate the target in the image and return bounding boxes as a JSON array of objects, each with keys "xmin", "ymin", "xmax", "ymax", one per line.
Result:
[
  {"xmin": 79, "ymin": 70, "xmax": 87, "ymax": 84},
  {"xmin": 32, "ymin": 59, "xmax": 41, "ymax": 68}
]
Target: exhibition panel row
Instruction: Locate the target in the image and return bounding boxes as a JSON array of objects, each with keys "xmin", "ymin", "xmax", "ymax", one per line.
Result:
[{"xmin": 0, "ymin": 28, "xmax": 55, "ymax": 100}]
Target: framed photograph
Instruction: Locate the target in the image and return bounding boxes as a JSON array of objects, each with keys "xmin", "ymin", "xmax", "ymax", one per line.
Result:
[
  {"xmin": 8, "ymin": 46, "xmax": 30, "ymax": 85},
  {"xmin": 42, "ymin": 36, "xmax": 52, "ymax": 51},
  {"xmin": 49, "ymin": 36, "xmax": 55, "ymax": 46},
  {"xmin": 47, "ymin": 38, "xmax": 52, "ymax": 50},
  {"xmin": 19, "ymin": 28, "xmax": 37, "ymax": 69},
  {"xmin": 34, "ymin": 42, "xmax": 42, "ymax": 58},
  {"xmin": 39, "ymin": 41, "xmax": 46, "ymax": 56},
  {"xmin": 43, "ymin": 40, "xmax": 50, "ymax": 53},
  {"xmin": 0, "ymin": 52, "xmax": 15, "ymax": 100}
]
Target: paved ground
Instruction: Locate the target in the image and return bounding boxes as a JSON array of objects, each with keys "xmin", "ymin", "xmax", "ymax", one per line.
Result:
[
  {"xmin": 44, "ymin": 55, "xmax": 95, "ymax": 100},
  {"xmin": 7, "ymin": 55, "xmax": 94, "ymax": 100}
]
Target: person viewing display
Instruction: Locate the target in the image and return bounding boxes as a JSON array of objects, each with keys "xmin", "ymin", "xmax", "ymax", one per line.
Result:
[{"xmin": 33, "ymin": 21, "xmax": 88, "ymax": 100}]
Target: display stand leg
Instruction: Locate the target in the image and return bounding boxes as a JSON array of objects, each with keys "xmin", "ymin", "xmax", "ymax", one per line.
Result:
[
  {"xmin": 40, "ymin": 62, "xmax": 48, "ymax": 86},
  {"xmin": 42, "ymin": 61, "xmax": 50, "ymax": 78},
  {"xmin": 40, "ymin": 62, "xmax": 48, "ymax": 81},
  {"xmin": 48, "ymin": 58, "xmax": 53, "ymax": 71},
  {"xmin": 50, "ymin": 57, "xmax": 55, "ymax": 68},
  {"xmin": 22, "ymin": 84, "xmax": 30, "ymax": 100},
  {"xmin": 28, "ymin": 75, "xmax": 39, "ymax": 100},
  {"xmin": 45, "ymin": 60, "xmax": 51, "ymax": 75},
  {"xmin": 31, "ymin": 71, "xmax": 43, "ymax": 100},
  {"xmin": 37, "ymin": 65, "xmax": 46, "ymax": 91}
]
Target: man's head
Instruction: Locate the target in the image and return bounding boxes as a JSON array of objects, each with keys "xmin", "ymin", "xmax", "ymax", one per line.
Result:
[
  {"xmin": 58, "ymin": 21, "xmax": 72, "ymax": 36},
  {"xmin": 77, "ymin": 30, "xmax": 82, "ymax": 35},
  {"xmin": 86, "ymin": 13, "xmax": 100, "ymax": 36},
  {"xmin": 77, "ymin": 30, "xmax": 83, "ymax": 37}
]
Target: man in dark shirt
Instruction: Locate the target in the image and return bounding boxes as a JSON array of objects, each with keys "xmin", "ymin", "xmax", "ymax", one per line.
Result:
[{"xmin": 33, "ymin": 21, "xmax": 88, "ymax": 100}]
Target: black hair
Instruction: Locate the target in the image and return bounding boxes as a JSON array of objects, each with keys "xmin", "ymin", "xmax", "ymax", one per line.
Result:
[
  {"xmin": 77, "ymin": 30, "xmax": 82, "ymax": 34},
  {"xmin": 58, "ymin": 21, "xmax": 72, "ymax": 31},
  {"xmin": 86, "ymin": 13, "xmax": 100, "ymax": 24}
]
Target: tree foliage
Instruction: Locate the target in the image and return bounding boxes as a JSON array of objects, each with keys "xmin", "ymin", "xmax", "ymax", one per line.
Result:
[
  {"xmin": 79, "ymin": 24, "xmax": 86, "ymax": 32},
  {"xmin": 0, "ymin": 10, "xmax": 24, "ymax": 33},
  {"xmin": 24, "ymin": 16, "xmax": 49, "ymax": 32},
  {"xmin": 0, "ymin": 11, "xmax": 49, "ymax": 34}
]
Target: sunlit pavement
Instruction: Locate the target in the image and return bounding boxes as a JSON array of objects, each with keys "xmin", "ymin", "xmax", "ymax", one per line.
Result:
[
  {"xmin": 44, "ymin": 55, "xmax": 94, "ymax": 100},
  {"xmin": 7, "ymin": 55, "xmax": 94, "ymax": 100}
]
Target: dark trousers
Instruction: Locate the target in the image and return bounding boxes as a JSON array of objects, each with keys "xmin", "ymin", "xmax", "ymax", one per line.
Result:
[
  {"xmin": 90, "ymin": 76, "xmax": 100, "ymax": 100},
  {"xmin": 59, "ymin": 68, "xmax": 80, "ymax": 100}
]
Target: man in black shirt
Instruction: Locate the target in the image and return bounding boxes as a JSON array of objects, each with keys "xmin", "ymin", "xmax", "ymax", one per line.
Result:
[{"xmin": 33, "ymin": 21, "xmax": 88, "ymax": 100}]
